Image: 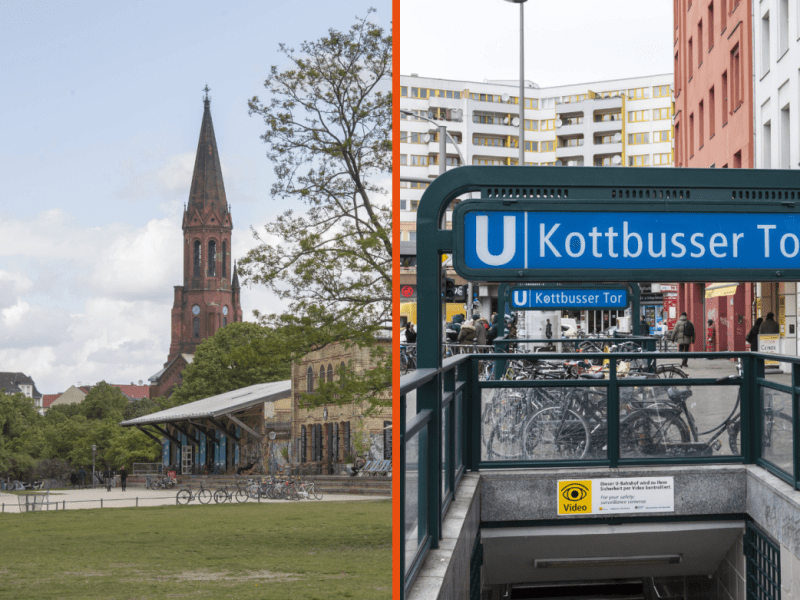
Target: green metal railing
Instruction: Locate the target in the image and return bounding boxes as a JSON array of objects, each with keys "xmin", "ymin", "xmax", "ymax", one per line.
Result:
[{"xmin": 400, "ymin": 350, "xmax": 800, "ymax": 598}]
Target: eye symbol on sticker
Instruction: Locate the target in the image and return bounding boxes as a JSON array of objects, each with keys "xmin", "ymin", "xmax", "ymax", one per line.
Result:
[{"xmin": 561, "ymin": 483, "xmax": 588, "ymax": 502}]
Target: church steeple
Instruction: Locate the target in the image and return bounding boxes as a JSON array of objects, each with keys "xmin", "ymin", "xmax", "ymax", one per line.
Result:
[{"xmin": 187, "ymin": 86, "xmax": 229, "ymax": 217}]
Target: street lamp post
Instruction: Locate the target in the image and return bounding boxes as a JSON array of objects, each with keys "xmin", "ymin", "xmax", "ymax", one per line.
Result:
[
  {"xmin": 399, "ymin": 109, "xmax": 466, "ymax": 171},
  {"xmin": 92, "ymin": 444, "xmax": 96, "ymax": 489},
  {"xmin": 505, "ymin": 0, "xmax": 528, "ymax": 166}
]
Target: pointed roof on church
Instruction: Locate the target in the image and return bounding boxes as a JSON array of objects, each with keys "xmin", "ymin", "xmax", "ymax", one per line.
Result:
[
  {"xmin": 232, "ymin": 260, "xmax": 240, "ymax": 289},
  {"xmin": 187, "ymin": 92, "xmax": 228, "ymax": 216}
]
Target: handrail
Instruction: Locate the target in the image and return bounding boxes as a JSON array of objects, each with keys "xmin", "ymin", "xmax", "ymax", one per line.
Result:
[{"xmin": 400, "ymin": 349, "xmax": 800, "ymax": 599}]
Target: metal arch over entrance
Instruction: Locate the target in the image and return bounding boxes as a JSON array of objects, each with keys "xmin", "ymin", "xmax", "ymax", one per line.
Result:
[{"xmin": 416, "ymin": 166, "xmax": 800, "ymax": 370}]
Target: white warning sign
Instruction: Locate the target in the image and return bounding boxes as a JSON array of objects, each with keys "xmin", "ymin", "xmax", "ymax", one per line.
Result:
[{"xmin": 558, "ymin": 477, "xmax": 674, "ymax": 515}]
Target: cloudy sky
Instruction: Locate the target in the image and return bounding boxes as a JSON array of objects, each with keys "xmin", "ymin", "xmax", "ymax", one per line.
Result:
[
  {"xmin": 400, "ymin": 0, "xmax": 674, "ymax": 86},
  {"xmin": 0, "ymin": 0, "xmax": 389, "ymax": 394}
]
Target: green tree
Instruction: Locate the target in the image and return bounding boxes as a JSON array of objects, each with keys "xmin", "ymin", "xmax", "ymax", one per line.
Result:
[
  {"xmin": 105, "ymin": 428, "xmax": 161, "ymax": 471},
  {"xmin": 242, "ymin": 10, "xmax": 392, "ymax": 409},
  {"xmin": 169, "ymin": 322, "xmax": 293, "ymax": 406},
  {"xmin": 79, "ymin": 382, "xmax": 128, "ymax": 421},
  {"xmin": 243, "ymin": 9, "xmax": 392, "ymax": 334}
]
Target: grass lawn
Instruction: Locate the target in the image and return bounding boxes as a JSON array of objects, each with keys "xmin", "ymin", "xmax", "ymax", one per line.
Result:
[{"xmin": 0, "ymin": 499, "xmax": 390, "ymax": 599}]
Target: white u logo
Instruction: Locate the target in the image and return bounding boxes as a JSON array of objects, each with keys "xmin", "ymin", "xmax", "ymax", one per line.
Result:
[
  {"xmin": 476, "ymin": 215, "xmax": 516, "ymax": 266},
  {"xmin": 513, "ymin": 290, "xmax": 528, "ymax": 306}
]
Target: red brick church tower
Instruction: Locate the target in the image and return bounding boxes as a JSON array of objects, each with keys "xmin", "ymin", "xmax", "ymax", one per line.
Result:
[{"xmin": 150, "ymin": 88, "xmax": 243, "ymax": 398}]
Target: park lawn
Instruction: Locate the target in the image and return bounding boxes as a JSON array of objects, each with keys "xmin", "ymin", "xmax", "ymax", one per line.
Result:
[{"xmin": 0, "ymin": 500, "xmax": 390, "ymax": 599}]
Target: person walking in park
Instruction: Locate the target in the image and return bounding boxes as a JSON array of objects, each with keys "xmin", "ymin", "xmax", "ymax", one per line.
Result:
[
  {"xmin": 119, "ymin": 465, "xmax": 127, "ymax": 492},
  {"xmin": 747, "ymin": 317, "xmax": 764, "ymax": 351},
  {"xmin": 78, "ymin": 467, "xmax": 86, "ymax": 489},
  {"xmin": 670, "ymin": 312, "xmax": 696, "ymax": 368},
  {"xmin": 545, "ymin": 319, "xmax": 553, "ymax": 339},
  {"xmin": 404, "ymin": 322, "xmax": 417, "ymax": 344},
  {"xmin": 760, "ymin": 312, "xmax": 780, "ymax": 334},
  {"xmin": 640, "ymin": 317, "xmax": 650, "ymax": 336}
]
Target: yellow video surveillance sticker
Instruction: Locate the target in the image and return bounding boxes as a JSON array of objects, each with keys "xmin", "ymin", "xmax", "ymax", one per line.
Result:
[{"xmin": 558, "ymin": 480, "xmax": 592, "ymax": 515}]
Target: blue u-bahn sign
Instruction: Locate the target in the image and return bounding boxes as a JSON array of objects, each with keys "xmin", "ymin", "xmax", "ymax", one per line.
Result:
[
  {"xmin": 511, "ymin": 287, "xmax": 628, "ymax": 309},
  {"xmin": 453, "ymin": 201, "xmax": 800, "ymax": 282}
]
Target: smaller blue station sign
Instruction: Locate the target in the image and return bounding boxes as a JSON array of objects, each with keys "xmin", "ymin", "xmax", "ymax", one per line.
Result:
[{"xmin": 511, "ymin": 287, "xmax": 628, "ymax": 310}]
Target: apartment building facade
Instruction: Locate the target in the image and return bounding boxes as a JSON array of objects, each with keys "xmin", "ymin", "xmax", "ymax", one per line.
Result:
[
  {"xmin": 753, "ymin": 0, "xmax": 800, "ymax": 358},
  {"xmin": 400, "ymin": 74, "xmax": 675, "ymax": 330}
]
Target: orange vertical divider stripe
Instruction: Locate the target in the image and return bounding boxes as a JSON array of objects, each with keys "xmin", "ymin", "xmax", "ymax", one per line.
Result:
[{"xmin": 391, "ymin": 0, "xmax": 400, "ymax": 597}]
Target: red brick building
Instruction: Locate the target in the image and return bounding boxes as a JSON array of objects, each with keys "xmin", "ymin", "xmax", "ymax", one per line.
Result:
[
  {"xmin": 673, "ymin": 0, "xmax": 755, "ymax": 349},
  {"xmin": 150, "ymin": 92, "xmax": 243, "ymax": 398}
]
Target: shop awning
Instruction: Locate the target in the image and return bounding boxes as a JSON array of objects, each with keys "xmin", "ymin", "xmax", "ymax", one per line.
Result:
[{"xmin": 705, "ymin": 282, "xmax": 739, "ymax": 298}]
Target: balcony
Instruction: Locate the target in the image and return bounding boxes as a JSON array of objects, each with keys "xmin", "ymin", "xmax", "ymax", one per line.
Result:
[{"xmin": 592, "ymin": 141, "xmax": 623, "ymax": 155}]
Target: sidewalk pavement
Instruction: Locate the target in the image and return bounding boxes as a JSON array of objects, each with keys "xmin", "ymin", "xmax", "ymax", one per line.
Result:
[{"xmin": 0, "ymin": 486, "xmax": 389, "ymax": 514}]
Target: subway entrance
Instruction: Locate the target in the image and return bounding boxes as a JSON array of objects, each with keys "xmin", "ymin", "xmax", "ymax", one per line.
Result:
[{"xmin": 400, "ymin": 166, "xmax": 800, "ymax": 600}]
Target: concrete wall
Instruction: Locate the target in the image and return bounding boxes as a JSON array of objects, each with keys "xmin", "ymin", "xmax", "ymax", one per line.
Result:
[
  {"xmin": 713, "ymin": 532, "xmax": 745, "ymax": 600},
  {"xmin": 407, "ymin": 473, "xmax": 480, "ymax": 600}
]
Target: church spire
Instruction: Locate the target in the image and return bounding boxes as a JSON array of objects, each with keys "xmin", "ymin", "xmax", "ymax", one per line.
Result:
[
  {"xmin": 187, "ymin": 86, "xmax": 228, "ymax": 216},
  {"xmin": 232, "ymin": 260, "xmax": 240, "ymax": 289}
]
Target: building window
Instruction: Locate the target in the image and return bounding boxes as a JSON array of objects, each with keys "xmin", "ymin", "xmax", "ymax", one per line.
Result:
[
  {"xmin": 780, "ymin": 103, "xmax": 791, "ymax": 169},
  {"xmin": 762, "ymin": 12, "xmax": 771, "ymax": 76},
  {"xmin": 675, "ymin": 122, "xmax": 681, "ymax": 166},
  {"xmin": 763, "ymin": 121, "xmax": 772, "ymax": 168},
  {"xmin": 193, "ymin": 241, "xmax": 201, "ymax": 277},
  {"xmin": 524, "ymin": 119, "xmax": 539, "ymax": 131},
  {"xmin": 540, "ymin": 141, "xmax": 555, "ymax": 152},
  {"xmin": 628, "ymin": 155, "xmax": 650, "ymax": 167},
  {"xmin": 193, "ymin": 316, "xmax": 200, "ymax": 338},
  {"xmin": 708, "ymin": 2, "xmax": 714, "ymax": 50},
  {"xmin": 409, "ymin": 155, "xmax": 429, "ymax": 166},
  {"xmin": 699, "ymin": 100, "xmax": 705, "ymax": 147},
  {"xmin": 654, "ymin": 130, "xmax": 672, "ymax": 142},
  {"xmin": 690, "ymin": 113, "xmax": 695, "ymax": 157},
  {"xmin": 307, "ymin": 366, "xmax": 314, "ymax": 392},
  {"xmin": 654, "ymin": 152, "xmax": 673, "ymax": 165},
  {"xmin": 223, "ymin": 317, "xmax": 227, "ymax": 327},
  {"xmin": 327, "ymin": 364, "xmax": 334, "ymax": 383},
  {"xmin": 524, "ymin": 141, "xmax": 538, "ymax": 152},
  {"xmin": 731, "ymin": 44, "xmax": 742, "ymax": 109},
  {"xmin": 689, "ymin": 38, "xmax": 694, "ymax": 78},
  {"xmin": 675, "ymin": 51, "xmax": 681, "ymax": 96},
  {"xmin": 628, "ymin": 110, "xmax": 650, "ymax": 122},
  {"xmin": 627, "ymin": 87, "xmax": 650, "ymax": 100},
  {"xmin": 207, "ymin": 240, "xmax": 216, "ymax": 277},
  {"xmin": 653, "ymin": 85, "xmax": 670, "ymax": 98},
  {"xmin": 780, "ymin": 0, "xmax": 789, "ymax": 56},
  {"xmin": 721, "ymin": 0, "xmax": 727, "ymax": 31},
  {"xmin": 628, "ymin": 132, "xmax": 650, "ymax": 145},
  {"xmin": 733, "ymin": 150, "xmax": 742, "ymax": 168},
  {"xmin": 540, "ymin": 119, "xmax": 556, "ymax": 131},
  {"xmin": 709, "ymin": 87, "xmax": 715, "ymax": 137},
  {"xmin": 698, "ymin": 20, "xmax": 703, "ymax": 66},
  {"xmin": 653, "ymin": 107, "xmax": 672, "ymax": 120},
  {"xmin": 221, "ymin": 241, "xmax": 227, "ymax": 278},
  {"xmin": 722, "ymin": 71, "xmax": 729, "ymax": 123}
]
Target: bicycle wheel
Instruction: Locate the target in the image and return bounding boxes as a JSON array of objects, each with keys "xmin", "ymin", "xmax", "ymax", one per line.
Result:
[
  {"xmin": 400, "ymin": 353, "xmax": 409, "ymax": 375},
  {"xmin": 312, "ymin": 485, "xmax": 323, "ymax": 500},
  {"xmin": 198, "ymin": 489, "xmax": 212, "ymax": 504},
  {"xmin": 176, "ymin": 489, "xmax": 191, "ymax": 505},
  {"xmin": 285, "ymin": 484, "xmax": 300, "ymax": 501},
  {"xmin": 620, "ymin": 412, "xmax": 691, "ymax": 457},
  {"xmin": 655, "ymin": 365, "xmax": 689, "ymax": 379},
  {"xmin": 484, "ymin": 393, "xmax": 527, "ymax": 460},
  {"xmin": 214, "ymin": 489, "xmax": 227, "ymax": 504},
  {"xmin": 523, "ymin": 406, "xmax": 590, "ymax": 460},
  {"xmin": 235, "ymin": 488, "xmax": 249, "ymax": 503},
  {"xmin": 727, "ymin": 418, "xmax": 741, "ymax": 455},
  {"xmin": 247, "ymin": 484, "xmax": 259, "ymax": 500}
]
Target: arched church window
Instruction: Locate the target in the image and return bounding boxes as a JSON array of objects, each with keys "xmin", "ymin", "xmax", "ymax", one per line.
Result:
[
  {"xmin": 193, "ymin": 241, "xmax": 201, "ymax": 277},
  {"xmin": 208, "ymin": 241, "xmax": 216, "ymax": 277},
  {"xmin": 319, "ymin": 365, "xmax": 325, "ymax": 386},
  {"xmin": 223, "ymin": 317, "xmax": 227, "ymax": 327},
  {"xmin": 327, "ymin": 364, "xmax": 334, "ymax": 383},
  {"xmin": 222, "ymin": 241, "xmax": 227, "ymax": 278},
  {"xmin": 193, "ymin": 316, "xmax": 200, "ymax": 338},
  {"xmin": 306, "ymin": 366, "xmax": 314, "ymax": 392}
]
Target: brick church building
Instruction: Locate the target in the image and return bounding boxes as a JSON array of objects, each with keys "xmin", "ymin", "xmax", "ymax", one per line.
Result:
[{"xmin": 149, "ymin": 91, "xmax": 243, "ymax": 398}]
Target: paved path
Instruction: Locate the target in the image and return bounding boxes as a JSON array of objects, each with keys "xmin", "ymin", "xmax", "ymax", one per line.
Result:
[{"xmin": 0, "ymin": 486, "xmax": 389, "ymax": 514}]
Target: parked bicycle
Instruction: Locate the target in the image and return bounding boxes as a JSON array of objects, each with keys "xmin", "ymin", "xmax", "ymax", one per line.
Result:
[
  {"xmin": 401, "ymin": 344, "xmax": 417, "ymax": 374},
  {"xmin": 176, "ymin": 482, "xmax": 212, "ymax": 505}
]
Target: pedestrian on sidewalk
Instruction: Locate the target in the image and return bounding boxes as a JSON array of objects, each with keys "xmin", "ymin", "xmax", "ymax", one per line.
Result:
[
  {"xmin": 119, "ymin": 465, "xmax": 127, "ymax": 492},
  {"xmin": 746, "ymin": 317, "xmax": 764, "ymax": 351},
  {"xmin": 670, "ymin": 312, "xmax": 696, "ymax": 368},
  {"xmin": 759, "ymin": 312, "xmax": 780, "ymax": 334}
]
